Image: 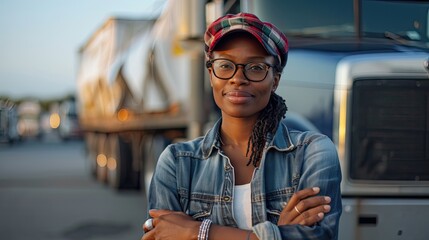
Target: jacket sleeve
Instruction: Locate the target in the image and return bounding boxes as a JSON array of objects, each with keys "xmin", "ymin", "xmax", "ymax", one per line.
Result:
[
  {"xmin": 147, "ymin": 144, "xmax": 183, "ymax": 212},
  {"xmin": 253, "ymin": 132, "xmax": 342, "ymax": 240}
]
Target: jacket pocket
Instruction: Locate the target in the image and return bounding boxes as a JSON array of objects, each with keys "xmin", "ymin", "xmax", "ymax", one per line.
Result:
[
  {"xmin": 179, "ymin": 189, "xmax": 215, "ymax": 221},
  {"xmin": 265, "ymin": 186, "xmax": 295, "ymax": 223},
  {"xmin": 189, "ymin": 198, "xmax": 213, "ymax": 221},
  {"xmin": 266, "ymin": 209, "xmax": 282, "ymax": 223}
]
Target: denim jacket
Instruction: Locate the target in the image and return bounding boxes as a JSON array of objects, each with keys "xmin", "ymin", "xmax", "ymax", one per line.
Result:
[{"xmin": 148, "ymin": 119, "xmax": 342, "ymax": 240}]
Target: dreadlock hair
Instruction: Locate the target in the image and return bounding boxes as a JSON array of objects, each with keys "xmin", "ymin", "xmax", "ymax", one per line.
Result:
[{"xmin": 245, "ymin": 92, "xmax": 288, "ymax": 167}]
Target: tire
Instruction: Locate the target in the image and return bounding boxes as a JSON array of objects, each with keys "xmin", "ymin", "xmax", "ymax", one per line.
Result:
[
  {"xmin": 141, "ymin": 135, "xmax": 170, "ymax": 196},
  {"xmin": 107, "ymin": 134, "xmax": 138, "ymax": 190},
  {"xmin": 95, "ymin": 134, "xmax": 108, "ymax": 183},
  {"xmin": 84, "ymin": 133, "xmax": 97, "ymax": 178}
]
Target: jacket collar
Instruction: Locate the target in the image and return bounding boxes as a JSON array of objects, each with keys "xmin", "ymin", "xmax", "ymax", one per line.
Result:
[{"xmin": 201, "ymin": 118, "xmax": 295, "ymax": 159}]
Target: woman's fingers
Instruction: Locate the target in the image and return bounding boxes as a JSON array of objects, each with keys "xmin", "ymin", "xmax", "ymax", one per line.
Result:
[
  {"xmin": 142, "ymin": 209, "xmax": 177, "ymax": 239},
  {"xmin": 149, "ymin": 209, "xmax": 175, "ymax": 218},
  {"xmin": 294, "ymin": 195, "xmax": 331, "ymax": 216},
  {"xmin": 141, "ymin": 225, "xmax": 155, "ymax": 240},
  {"xmin": 294, "ymin": 204, "xmax": 331, "ymax": 225},
  {"xmin": 285, "ymin": 187, "xmax": 320, "ymax": 211},
  {"xmin": 142, "ymin": 210, "xmax": 201, "ymax": 239},
  {"xmin": 279, "ymin": 196, "xmax": 330, "ymax": 225},
  {"xmin": 278, "ymin": 187, "xmax": 332, "ymax": 226}
]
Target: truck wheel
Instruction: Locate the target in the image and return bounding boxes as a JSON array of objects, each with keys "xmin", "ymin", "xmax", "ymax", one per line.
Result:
[
  {"xmin": 95, "ymin": 134, "xmax": 108, "ymax": 183},
  {"xmin": 141, "ymin": 135, "xmax": 170, "ymax": 196},
  {"xmin": 84, "ymin": 133, "xmax": 97, "ymax": 178},
  {"xmin": 107, "ymin": 134, "xmax": 138, "ymax": 190}
]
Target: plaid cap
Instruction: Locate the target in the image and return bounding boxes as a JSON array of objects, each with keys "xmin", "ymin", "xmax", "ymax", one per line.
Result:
[{"xmin": 204, "ymin": 12, "xmax": 289, "ymax": 69}]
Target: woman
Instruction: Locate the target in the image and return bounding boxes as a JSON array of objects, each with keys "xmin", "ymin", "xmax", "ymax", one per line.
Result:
[{"xmin": 142, "ymin": 13, "xmax": 342, "ymax": 240}]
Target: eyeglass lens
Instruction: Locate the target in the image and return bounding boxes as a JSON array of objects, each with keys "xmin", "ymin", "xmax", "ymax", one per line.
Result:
[{"xmin": 211, "ymin": 59, "xmax": 270, "ymax": 81}]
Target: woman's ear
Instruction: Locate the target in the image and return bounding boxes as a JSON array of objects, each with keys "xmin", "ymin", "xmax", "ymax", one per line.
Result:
[{"xmin": 272, "ymin": 73, "xmax": 281, "ymax": 92}]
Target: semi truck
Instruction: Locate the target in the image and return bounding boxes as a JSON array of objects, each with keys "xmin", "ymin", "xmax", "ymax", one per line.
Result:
[{"xmin": 76, "ymin": 0, "xmax": 429, "ymax": 239}]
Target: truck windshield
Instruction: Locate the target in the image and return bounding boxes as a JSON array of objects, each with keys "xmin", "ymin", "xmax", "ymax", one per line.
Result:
[{"xmin": 248, "ymin": 0, "xmax": 429, "ymax": 47}]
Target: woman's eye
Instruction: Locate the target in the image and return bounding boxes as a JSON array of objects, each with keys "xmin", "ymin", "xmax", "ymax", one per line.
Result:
[
  {"xmin": 217, "ymin": 63, "xmax": 234, "ymax": 70},
  {"xmin": 220, "ymin": 64, "xmax": 232, "ymax": 69},
  {"xmin": 247, "ymin": 64, "xmax": 265, "ymax": 71}
]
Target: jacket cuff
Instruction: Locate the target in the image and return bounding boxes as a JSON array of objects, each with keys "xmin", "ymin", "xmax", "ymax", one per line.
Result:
[{"xmin": 252, "ymin": 221, "xmax": 282, "ymax": 240}]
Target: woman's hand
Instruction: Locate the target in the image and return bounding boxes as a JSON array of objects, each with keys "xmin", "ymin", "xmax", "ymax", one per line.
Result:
[
  {"xmin": 141, "ymin": 209, "xmax": 200, "ymax": 240},
  {"xmin": 277, "ymin": 187, "xmax": 331, "ymax": 226}
]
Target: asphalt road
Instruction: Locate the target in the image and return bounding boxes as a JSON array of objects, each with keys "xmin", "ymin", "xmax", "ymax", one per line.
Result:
[{"xmin": 0, "ymin": 134, "xmax": 147, "ymax": 240}]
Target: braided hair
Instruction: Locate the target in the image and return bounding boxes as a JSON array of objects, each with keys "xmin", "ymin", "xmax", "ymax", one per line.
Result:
[{"xmin": 245, "ymin": 92, "xmax": 288, "ymax": 167}]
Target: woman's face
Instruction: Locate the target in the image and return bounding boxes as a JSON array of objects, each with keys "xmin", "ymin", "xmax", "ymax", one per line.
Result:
[{"xmin": 209, "ymin": 32, "xmax": 279, "ymax": 120}]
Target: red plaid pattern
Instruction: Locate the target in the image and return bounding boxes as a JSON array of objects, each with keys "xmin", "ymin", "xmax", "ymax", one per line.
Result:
[{"xmin": 204, "ymin": 12, "xmax": 289, "ymax": 69}]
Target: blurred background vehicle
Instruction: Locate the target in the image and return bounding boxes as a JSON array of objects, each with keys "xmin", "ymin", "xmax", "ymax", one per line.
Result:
[
  {"xmin": 57, "ymin": 97, "xmax": 82, "ymax": 141},
  {"xmin": 16, "ymin": 100, "xmax": 42, "ymax": 140},
  {"xmin": 0, "ymin": 99, "xmax": 20, "ymax": 144}
]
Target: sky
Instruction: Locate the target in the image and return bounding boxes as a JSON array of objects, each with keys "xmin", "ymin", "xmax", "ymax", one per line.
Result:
[{"xmin": 0, "ymin": 0, "xmax": 166, "ymax": 100}]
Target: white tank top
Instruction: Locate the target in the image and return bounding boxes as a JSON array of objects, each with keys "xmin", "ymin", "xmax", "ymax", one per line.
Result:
[{"xmin": 233, "ymin": 183, "xmax": 252, "ymax": 230}]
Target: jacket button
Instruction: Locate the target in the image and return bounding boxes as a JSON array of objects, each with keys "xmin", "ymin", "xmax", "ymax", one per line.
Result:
[{"xmin": 223, "ymin": 196, "xmax": 231, "ymax": 202}]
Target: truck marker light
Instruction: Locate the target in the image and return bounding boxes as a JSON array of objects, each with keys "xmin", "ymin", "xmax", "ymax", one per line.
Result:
[
  {"xmin": 117, "ymin": 108, "xmax": 129, "ymax": 122},
  {"xmin": 97, "ymin": 154, "xmax": 107, "ymax": 167},
  {"xmin": 107, "ymin": 157, "xmax": 117, "ymax": 170}
]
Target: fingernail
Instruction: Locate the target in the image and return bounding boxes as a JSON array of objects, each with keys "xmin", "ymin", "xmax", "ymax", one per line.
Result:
[
  {"xmin": 318, "ymin": 212, "xmax": 324, "ymax": 218},
  {"xmin": 313, "ymin": 187, "xmax": 320, "ymax": 192},
  {"xmin": 324, "ymin": 205, "xmax": 331, "ymax": 211},
  {"xmin": 325, "ymin": 196, "xmax": 331, "ymax": 202}
]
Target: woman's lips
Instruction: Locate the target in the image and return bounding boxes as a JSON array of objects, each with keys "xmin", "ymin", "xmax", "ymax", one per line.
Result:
[{"xmin": 224, "ymin": 90, "xmax": 253, "ymax": 104}]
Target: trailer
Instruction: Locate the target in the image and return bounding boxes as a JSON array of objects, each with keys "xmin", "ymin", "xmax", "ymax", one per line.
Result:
[
  {"xmin": 77, "ymin": 0, "xmax": 210, "ymax": 189},
  {"xmin": 76, "ymin": 0, "xmax": 429, "ymax": 239}
]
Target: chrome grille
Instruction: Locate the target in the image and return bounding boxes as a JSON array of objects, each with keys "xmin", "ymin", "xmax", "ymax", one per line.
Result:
[{"xmin": 350, "ymin": 79, "xmax": 429, "ymax": 181}]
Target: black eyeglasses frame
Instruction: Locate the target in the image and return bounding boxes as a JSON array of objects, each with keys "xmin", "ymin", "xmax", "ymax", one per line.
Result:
[{"xmin": 206, "ymin": 58, "xmax": 275, "ymax": 82}]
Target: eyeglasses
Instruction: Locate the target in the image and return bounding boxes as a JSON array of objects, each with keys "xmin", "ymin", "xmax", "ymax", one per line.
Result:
[{"xmin": 206, "ymin": 58, "xmax": 274, "ymax": 82}]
